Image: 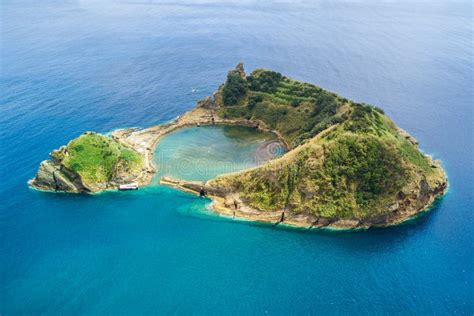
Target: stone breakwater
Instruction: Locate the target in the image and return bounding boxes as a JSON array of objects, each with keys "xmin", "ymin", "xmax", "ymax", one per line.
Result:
[
  {"xmin": 29, "ymin": 107, "xmax": 288, "ymax": 193},
  {"xmin": 111, "ymin": 107, "xmax": 289, "ymax": 185},
  {"xmin": 28, "ymin": 62, "xmax": 449, "ymax": 230},
  {"xmin": 157, "ymin": 118, "xmax": 448, "ymax": 230},
  {"xmin": 28, "ymin": 102, "xmax": 447, "ymax": 230}
]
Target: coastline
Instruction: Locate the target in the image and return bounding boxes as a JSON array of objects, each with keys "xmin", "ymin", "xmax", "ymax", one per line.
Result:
[
  {"xmin": 109, "ymin": 106, "xmax": 290, "ymax": 189},
  {"xmin": 159, "ymin": 175, "xmax": 448, "ymax": 230},
  {"xmin": 29, "ymin": 102, "xmax": 448, "ymax": 230},
  {"xmin": 27, "ymin": 61, "xmax": 448, "ymax": 231},
  {"xmin": 30, "ymin": 171, "xmax": 446, "ymax": 231},
  {"xmin": 29, "ymin": 104, "xmax": 448, "ymax": 230},
  {"xmin": 28, "ymin": 106, "xmax": 289, "ymax": 193}
]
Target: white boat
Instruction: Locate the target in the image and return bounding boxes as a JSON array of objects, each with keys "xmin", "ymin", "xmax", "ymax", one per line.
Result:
[{"xmin": 119, "ymin": 183, "xmax": 139, "ymax": 190}]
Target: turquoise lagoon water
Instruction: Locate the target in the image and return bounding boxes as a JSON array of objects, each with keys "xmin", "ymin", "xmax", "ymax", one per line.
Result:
[
  {"xmin": 154, "ymin": 125, "xmax": 283, "ymax": 181},
  {"xmin": 1, "ymin": 1, "xmax": 473, "ymax": 314}
]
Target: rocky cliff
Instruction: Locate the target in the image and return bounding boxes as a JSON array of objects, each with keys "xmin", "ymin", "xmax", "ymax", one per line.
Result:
[
  {"xmin": 29, "ymin": 132, "xmax": 145, "ymax": 193},
  {"xmin": 29, "ymin": 64, "xmax": 447, "ymax": 229},
  {"xmin": 162, "ymin": 64, "xmax": 448, "ymax": 228}
]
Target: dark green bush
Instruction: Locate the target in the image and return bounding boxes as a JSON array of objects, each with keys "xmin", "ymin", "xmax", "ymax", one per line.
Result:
[
  {"xmin": 290, "ymin": 99, "xmax": 301, "ymax": 107},
  {"xmin": 222, "ymin": 73, "xmax": 248, "ymax": 106},
  {"xmin": 247, "ymin": 71, "xmax": 282, "ymax": 93},
  {"xmin": 248, "ymin": 95, "xmax": 263, "ymax": 109},
  {"xmin": 313, "ymin": 92, "xmax": 338, "ymax": 116},
  {"xmin": 324, "ymin": 135, "xmax": 405, "ymax": 204}
]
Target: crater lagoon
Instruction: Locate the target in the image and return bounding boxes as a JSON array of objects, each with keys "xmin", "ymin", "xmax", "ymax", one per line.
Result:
[
  {"xmin": 1, "ymin": 0, "xmax": 472, "ymax": 314},
  {"xmin": 154, "ymin": 125, "xmax": 284, "ymax": 182}
]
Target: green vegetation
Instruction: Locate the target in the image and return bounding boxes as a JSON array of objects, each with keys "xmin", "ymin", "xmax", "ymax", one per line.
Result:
[
  {"xmin": 222, "ymin": 72, "xmax": 248, "ymax": 106},
  {"xmin": 247, "ymin": 69, "xmax": 282, "ymax": 93},
  {"xmin": 51, "ymin": 133, "xmax": 143, "ymax": 187},
  {"xmin": 212, "ymin": 111, "xmax": 434, "ymax": 219},
  {"xmin": 33, "ymin": 64, "xmax": 444, "ymax": 221},
  {"xmin": 399, "ymin": 139, "xmax": 432, "ymax": 172},
  {"xmin": 210, "ymin": 68, "xmax": 442, "ymax": 221},
  {"xmin": 247, "ymin": 95, "xmax": 263, "ymax": 110},
  {"xmin": 323, "ymin": 135, "xmax": 406, "ymax": 205},
  {"xmin": 218, "ymin": 69, "xmax": 348, "ymax": 145}
]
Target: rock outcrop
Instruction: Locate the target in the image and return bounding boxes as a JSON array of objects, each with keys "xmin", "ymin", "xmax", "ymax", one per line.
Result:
[
  {"xmin": 29, "ymin": 160, "xmax": 88, "ymax": 192},
  {"xmin": 30, "ymin": 64, "xmax": 448, "ymax": 230},
  {"xmin": 197, "ymin": 96, "xmax": 218, "ymax": 109},
  {"xmin": 29, "ymin": 132, "xmax": 146, "ymax": 193},
  {"xmin": 160, "ymin": 64, "xmax": 448, "ymax": 229},
  {"xmin": 160, "ymin": 165, "xmax": 447, "ymax": 229}
]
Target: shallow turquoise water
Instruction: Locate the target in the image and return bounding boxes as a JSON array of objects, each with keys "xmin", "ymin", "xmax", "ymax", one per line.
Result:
[
  {"xmin": 154, "ymin": 125, "xmax": 283, "ymax": 181},
  {"xmin": 1, "ymin": 1, "xmax": 473, "ymax": 314}
]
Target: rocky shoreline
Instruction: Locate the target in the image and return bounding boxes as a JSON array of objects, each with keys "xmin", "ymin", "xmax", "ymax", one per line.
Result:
[
  {"xmin": 29, "ymin": 106, "xmax": 289, "ymax": 193},
  {"xmin": 110, "ymin": 107, "xmax": 290, "ymax": 185},
  {"xmin": 160, "ymin": 172, "xmax": 447, "ymax": 230},
  {"xmin": 29, "ymin": 97, "xmax": 448, "ymax": 230},
  {"xmin": 29, "ymin": 64, "xmax": 448, "ymax": 230}
]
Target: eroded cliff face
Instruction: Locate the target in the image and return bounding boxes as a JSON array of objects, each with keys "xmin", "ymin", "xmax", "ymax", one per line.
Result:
[
  {"xmin": 159, "ymin": 64, "xmax": 448, "ymax": 229},
  {"xmin": 29, "ymin": 132, "xmax": 145, "ymax": 193},
  {"xmin": 29, "ymin": 64, "xmax": 448, "ymax": 229},
  {"xmin": 162, "ymin": 159, "xmax": 447, "ymax": 229},
  {"xmin": 202, "ymin": 124, "xmax": 447, "ymax": 228},
  {"xmin": 30, "ymin": 160, "xmax": 88, "ymax": 193},
  {"xmin": 29, "ymin": 153, "xmax": 143, "ymax": 193}
]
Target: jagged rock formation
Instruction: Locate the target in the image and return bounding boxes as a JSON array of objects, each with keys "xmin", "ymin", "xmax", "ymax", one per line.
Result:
[
  {"xmin": 29, "ymin": 64, "xmax": 447, "ymax": 229},
  {"xmin": 29, "ymin": 132, "xmax": 145, "ymax": 193},
  {"xmin": 32, "ymin": 160, "xmax": 88, "ymax": 192},
  {"xmin": 196, "ymin": 96, "xmax": 218, "ymax": 109},
  {"xmin": 162, "ymin": 64, "xmax": 448, "ymax": 228}
]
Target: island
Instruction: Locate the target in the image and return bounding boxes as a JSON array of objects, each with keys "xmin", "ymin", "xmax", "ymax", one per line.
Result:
[{"xmin": 29, "ymin": 64, "xmax": 447, "ymax": 229}]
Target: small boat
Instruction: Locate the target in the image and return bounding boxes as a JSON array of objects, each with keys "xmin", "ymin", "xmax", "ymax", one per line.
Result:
[{"xmin": 119, "ymin": 183, "xmax": 139, "ymax": 191}]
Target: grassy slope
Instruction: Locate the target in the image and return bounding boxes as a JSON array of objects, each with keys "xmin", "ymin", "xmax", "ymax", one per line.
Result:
[
  {"xmin": 211, "ymin": 68, "xmax": 439, "ymax": 220},
  {"xmin": 217, "ymin": 68, "xmax": 350, "ymax": 146},
  {"xmin": 51, "ymin": 133, "xmax": 143, "ymax": 187}
]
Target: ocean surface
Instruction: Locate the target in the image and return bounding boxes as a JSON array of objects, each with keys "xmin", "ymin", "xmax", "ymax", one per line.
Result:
[{"xmin": 1, "ymin": 1, "xmax": 473, "ymax": 314}]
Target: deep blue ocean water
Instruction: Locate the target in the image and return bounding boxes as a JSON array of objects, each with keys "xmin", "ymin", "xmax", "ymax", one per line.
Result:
[{"xmin": 1, "ymin": 1, "xmax": 473, "ymax": 314}]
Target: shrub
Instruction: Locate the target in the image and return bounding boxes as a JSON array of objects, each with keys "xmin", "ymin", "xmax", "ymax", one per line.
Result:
[
  {"xmin": 248, "ymin": 95, "xmax": 263, "ymax": 109},
  {"xmin": 344, "ymin": 104, "xmax": 388, "ymax": 135},
  {"xmin": 290, "ymin": 99, "xmax": 301, "ymax": 107},
  {"xmin": 373, "ymin": 106, "xmax": 385, "ymax": 114},
  {"xmin": 247, "ymin": 70, "xmax": 282, "ymax": 93},
  {"xmin": 313, "ymin": 92, "xmax": 338, "ymax": 116},
  {"xmin": 221, "ymin": 106, "xmax": 251, "ymax": 119},
  {"xmin": 324, "ymin": 135, "xmax": 405, "ymax": 203},
  {"xmin": 222, "ymin": 73, "xmax": 248, "ymax": 106}
]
